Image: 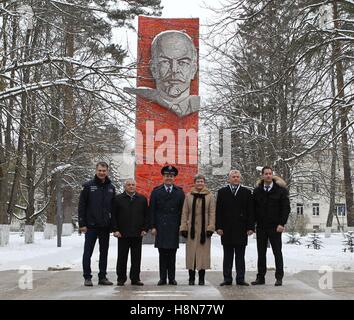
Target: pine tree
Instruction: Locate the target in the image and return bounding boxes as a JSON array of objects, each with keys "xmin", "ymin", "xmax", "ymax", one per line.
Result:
[
  {"xmin": 204, "ymin": 0, "xmax": 335, "ymax": 186},
  {"xmin": 343, "ymin": 231, "xmax": 354, "ymax": 253},
  {"xmin": 306, "ymin": 230, "xmax": 324, "ymax": 250},
  {"xmin": 287, "ymin": 233, "xmax": 302, "ymax": 245}
]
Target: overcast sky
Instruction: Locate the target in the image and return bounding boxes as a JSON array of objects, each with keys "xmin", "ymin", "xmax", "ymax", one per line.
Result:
[
  {"xmin": 115, "ymin": 0, "xmax": 216, "ymax": 54},
  {"xmin": 160, "ymin": 0, "xmax": 212, "ymax": 19}
]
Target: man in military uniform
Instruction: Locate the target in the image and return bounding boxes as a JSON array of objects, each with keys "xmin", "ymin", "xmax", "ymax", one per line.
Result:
[{"xmin": 150, "ymin": 165, "xmax": 185, "ymax": 285}]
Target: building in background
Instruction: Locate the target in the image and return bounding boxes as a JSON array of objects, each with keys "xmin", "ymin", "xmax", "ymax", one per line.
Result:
[{"xmin": 290, "ymin": 147, "xmax": 353, "ymax": 232}]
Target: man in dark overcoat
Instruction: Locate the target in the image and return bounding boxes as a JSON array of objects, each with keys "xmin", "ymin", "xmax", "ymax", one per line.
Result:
[
  {"xmin": 251, "ymin": 166, "xmax": 290, "ymax": 287},
  {"xmin": 216, "ymin": 169, "xmax": 255, "ymax": 286},
  {"xmin": 150, "ymin": 165, "xmax": 185, "ymax": 285},
  {"xmin": 111, "ymin": 179, "xmax": 149, "ymax": 286}
]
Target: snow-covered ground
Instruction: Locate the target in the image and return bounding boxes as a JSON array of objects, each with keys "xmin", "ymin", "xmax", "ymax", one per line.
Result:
[{"xmin": 0, "ymin": 232, "xmax": 353, "ymax": 274}]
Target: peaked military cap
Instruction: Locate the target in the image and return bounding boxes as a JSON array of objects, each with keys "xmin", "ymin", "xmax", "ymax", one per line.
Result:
[{"xmin": 161, "ymin": 165, "xmax": 178, "ymax": 176}]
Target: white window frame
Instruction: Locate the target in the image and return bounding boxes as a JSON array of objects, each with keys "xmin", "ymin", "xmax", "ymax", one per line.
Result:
[
  {"xmin": 312, "ymin": 203, "xmax": 320, "ymax": 216},
  {"xmin": 335, "ymin": 204, "xmax": 346, "ymax": 217},
  {"xmin": 296, "ymin": 203, "xmax": 304, "ymax": 215}
]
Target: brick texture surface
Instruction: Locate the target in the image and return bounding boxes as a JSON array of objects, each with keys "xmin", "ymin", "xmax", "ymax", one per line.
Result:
[{"xmin": 135, "ymin": 16, "xmax": 199, "ymax": 199}]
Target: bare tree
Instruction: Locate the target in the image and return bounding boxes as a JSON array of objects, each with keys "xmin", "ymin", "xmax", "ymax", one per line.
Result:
[
  {"xmin": 202, "ymin": 0, "xmax": 353, "ymax": 219},
  {"xmin": 0, "ymin": 0, "xmax": 162, "ymax": 244}
]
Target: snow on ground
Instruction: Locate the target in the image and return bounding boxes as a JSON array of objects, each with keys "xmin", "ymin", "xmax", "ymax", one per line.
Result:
[{"xmin": 0, "ymin": 232, "xmax": 353, "ymax": 274}]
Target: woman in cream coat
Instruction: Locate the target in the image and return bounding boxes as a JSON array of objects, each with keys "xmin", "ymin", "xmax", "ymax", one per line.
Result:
[{"xmin": 180, "ymin": 174, "xmax": 216, "ymax": 285}]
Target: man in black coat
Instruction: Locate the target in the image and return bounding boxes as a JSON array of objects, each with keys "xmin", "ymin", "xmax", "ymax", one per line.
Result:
[
  {"xmin": 78, "ymin": 162, "xmax": 115, "ymax": 286},
  {"xmin": 216, "ymin": 170, "xmax": 255, "ymax": 286},
  {"xmin": 111, "ymin": 179, "xmax": 149, "ymax": 286},
  {"xmin": 150, "ymin": 165, "xmax": 185, "ymax": 285},
  {"xmin": 251, "ymin": 166, "xmax": 290, "ymax": 287}
]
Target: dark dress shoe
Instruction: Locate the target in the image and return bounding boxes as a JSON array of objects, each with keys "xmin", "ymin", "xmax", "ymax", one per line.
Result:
[
  {"xmin": 131, "ymin": 280, "xmax": 144, "ymax": 286},
  {"xmin": 84, "ymin": 279, "xmax": 93, "ymax": 286},
  {"xmin": 236, "ymin": 281, "xmax": 250, "ymax": 286},
  {"xmin": 157, "ymin": 280, "xmax": 167, "ymax": 286},
  {"xmin": 98, "ymin": 278, "xmax": 113, "ymax": 285},
  {"xmin": 169, "ymin": 280, "xmax": 177, "ymax": 285},
  {"xmin": 275, "ymin": 279, "xmax": 282, "ymax": 286},
  {"xmin": 219, "ymin": 281, "xmax": 232, "ymax": 286},
  {"xmin": 117, "ymin": 281, "xmax": 125, "ymax": 286},
  {"xmin": 189, "ymin": 280, "xmax": 195, "ymax": 285},
  {"xmin": 251, "ymin": 278, "xmax": 265, "ymax": 285}
]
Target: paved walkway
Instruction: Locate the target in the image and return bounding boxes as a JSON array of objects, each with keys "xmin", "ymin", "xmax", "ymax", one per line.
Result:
[{"xmin": 0, "ymin": 270, "xmax": 353, "ymax": 300}]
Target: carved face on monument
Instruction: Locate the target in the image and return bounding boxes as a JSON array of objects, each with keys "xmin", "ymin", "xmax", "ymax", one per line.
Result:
[
  {"xmin": 124, "ymin": 29, "xmax": 199, "ymax": 117},
  {"xmin": 150, "ymin": 31, "xmax": 198, "ymax": 100}
]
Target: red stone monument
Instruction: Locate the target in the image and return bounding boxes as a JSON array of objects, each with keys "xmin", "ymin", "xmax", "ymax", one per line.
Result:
[{"xmin": 130, "ymin": 16, "xmax": 200, "ymax": 198}]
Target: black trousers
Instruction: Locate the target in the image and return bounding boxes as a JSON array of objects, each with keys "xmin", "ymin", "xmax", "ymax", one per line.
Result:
[
  {"xmin": 117, "ymin": 237, "xmax": 142, "ymax": 283},
  {"xmin": 82, "ymin": 227, "xmax": 110, "ymax": 280},
  {"xmin": 256, "ymin": 228, "xmax": 284, "ymax": 280},
  {"xmin": 222, "ymin": 244, "xmax": 246, "ymax": 283},
  {"xmin": 158, "ymin": 248, "xmax": 177, "ymax": 282}
]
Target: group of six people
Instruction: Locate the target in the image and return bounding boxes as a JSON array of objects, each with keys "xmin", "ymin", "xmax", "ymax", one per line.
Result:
[{"xmin": 78, "ymin": 162, "xmax": 290, "ymax": 288}]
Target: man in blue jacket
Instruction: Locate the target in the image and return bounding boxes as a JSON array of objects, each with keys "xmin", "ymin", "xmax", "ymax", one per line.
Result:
[
  {"xmin": 150, "ymin": 165, "xmax": 185, "ymax": 286},
  {"xmin": 78, "ymin": 162, "xmax": 115, "ymax": 286}
]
